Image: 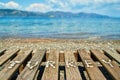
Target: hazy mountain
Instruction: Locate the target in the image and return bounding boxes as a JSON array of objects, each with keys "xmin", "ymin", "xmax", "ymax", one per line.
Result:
[{"xmin": 0, "ymin": 9, "xmax": 110, "ymax": 18}]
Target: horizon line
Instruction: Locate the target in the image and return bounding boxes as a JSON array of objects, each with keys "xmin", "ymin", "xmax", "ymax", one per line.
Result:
[{"xmin": 0, "ymin": 8, "xmax": 120, "ymax": 18}]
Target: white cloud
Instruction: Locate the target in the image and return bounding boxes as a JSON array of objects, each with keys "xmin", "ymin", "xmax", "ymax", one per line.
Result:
[
  {"xmin": 49, "ymin": 0, "xmax": 58, "ymax": 3},
  {"xmin": 0, "ymin": 1, "xmax": 20, "ymax": 9},
  {"xmin": 94, "ymin": 0, "xmax": 120, "ymax": 3},
  {"xmin": 25, "ymin": 0, "xmax": 120, "ymax": 16},
  {"xmin": 68, "ymin": 0, "xmax": 120, "ymax": 7},
  {"xmin": 69, "ymin": 0, "xmax": 90, "ymax": 5},
  {"xmin": 48, "ymin": 0, "xmax": 70, "ymax": 11},
  {"xmin": 26, "ymin": 3, "xmax": 52, "ymax": 12},
  {"xmin": 69, "ymin": 0, "xmax": 119, "ymax": 4},
  {"xmin": 5, "ymin": 1, "xmax": 20, "ymax": 8},
  {"xmin": 0, "ymin": 2, "xmax": 4, "ymax": 6}
]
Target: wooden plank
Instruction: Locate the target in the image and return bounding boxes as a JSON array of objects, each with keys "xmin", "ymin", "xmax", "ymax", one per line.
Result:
[
  {"xmin": 41, "ymin": 50, "xmax": 59, "ymax": 80},
  {"xmin": 17, "ymin": 49, "xmax": 46, "ymax": 80},
  {"xmin": 78, "ymin": 49, "xmax": 106, "ymax": 80},
  {"xmin": 91, "ymin": 49, "xmax": 120, "ymax": 80},
  {"xmin": 0, "ymin": 49, "xmax": 32, "ymax": 80},
  {"xmin": 0, "ymin": 49, "xmax": 20, "ymax": 66},
  {"xmin": 104, "ymin": 49, "xmax": 120, "ymax": 64},
  {"xmin": 65, "ymin": 51, "xmax": 82, "ymax": 80}
]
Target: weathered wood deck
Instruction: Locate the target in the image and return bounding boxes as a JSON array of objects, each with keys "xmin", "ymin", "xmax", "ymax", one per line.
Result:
[{"xmin": 0, "ymin": 48, "xmax": 120, "ymax": 80}]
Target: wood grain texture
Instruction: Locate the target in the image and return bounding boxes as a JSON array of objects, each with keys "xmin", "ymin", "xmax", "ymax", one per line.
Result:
[
  {"xmin": 104, "ymin": 49, "xmax": 120, "ymax": 64},
  {"xmin": 78, "ymin": 49, "xmax": 106, "ymax": 80},
  {"xmin": 0, "ymin": 49, "xmax": 20, "ymax": 66},
  {"xmin": 0, "ymin": 49, "xmax": 32, "ymax": 80},
  {"xmin": 91, "ymin": 49, "xmax": 120, "ymax": 80},
  {"xmin": 65, "ymin": 51, "xmax": 82, "ymax": 80},
  {"xmin": 42, "ymin": 50, "xmax": 59, "ymax": 80},
  {"xmin": 17, "ymin": 49, "xmax": 46, "ymax": 80}
]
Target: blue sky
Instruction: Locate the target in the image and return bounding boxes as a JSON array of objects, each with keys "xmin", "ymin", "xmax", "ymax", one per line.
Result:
[{"xmin": 0, "ymin": 0, "xmax": 120, "ymax": 17}]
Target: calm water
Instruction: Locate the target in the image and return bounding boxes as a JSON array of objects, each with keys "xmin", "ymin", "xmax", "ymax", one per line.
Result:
[{"xmin": 0, "ymin": 17, "xmax": 120, "ymax": 40}]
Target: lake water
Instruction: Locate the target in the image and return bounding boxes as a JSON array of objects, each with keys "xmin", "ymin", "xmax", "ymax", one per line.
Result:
[{"xmin": 0, "ymin": 17, "xmax": 120, "ymax": 40}]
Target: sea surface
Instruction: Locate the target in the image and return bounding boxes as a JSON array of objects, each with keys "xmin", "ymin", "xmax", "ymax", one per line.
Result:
[{"xmin": 0, "ymin": 17, "xmax": 120, "ymax": 40}]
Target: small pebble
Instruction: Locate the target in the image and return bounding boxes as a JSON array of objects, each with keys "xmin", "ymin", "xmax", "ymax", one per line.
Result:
[
  {"xmin": 8, "ymin": 66, "xmax": 12, "ymax": 69},
  {"xmin": 15, "ymin": 61, "xmax": 21, "ymax": 63}
]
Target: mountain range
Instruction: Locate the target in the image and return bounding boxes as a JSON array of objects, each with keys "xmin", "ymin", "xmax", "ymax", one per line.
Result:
[{"xmin": 0, "ymin": 9, "xmax": 110, "ymax": 18}]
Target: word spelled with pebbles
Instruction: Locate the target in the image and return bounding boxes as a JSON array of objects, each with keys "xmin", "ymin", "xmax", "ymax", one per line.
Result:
[{"xmin": 45, "ymin": 59, "xmax": 114, "ymax": 68}]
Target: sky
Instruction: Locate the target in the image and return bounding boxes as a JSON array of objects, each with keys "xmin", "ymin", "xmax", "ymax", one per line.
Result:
[{"xmin": 0, "ymin": 0, "xmax": 120, "ymax": 17}]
